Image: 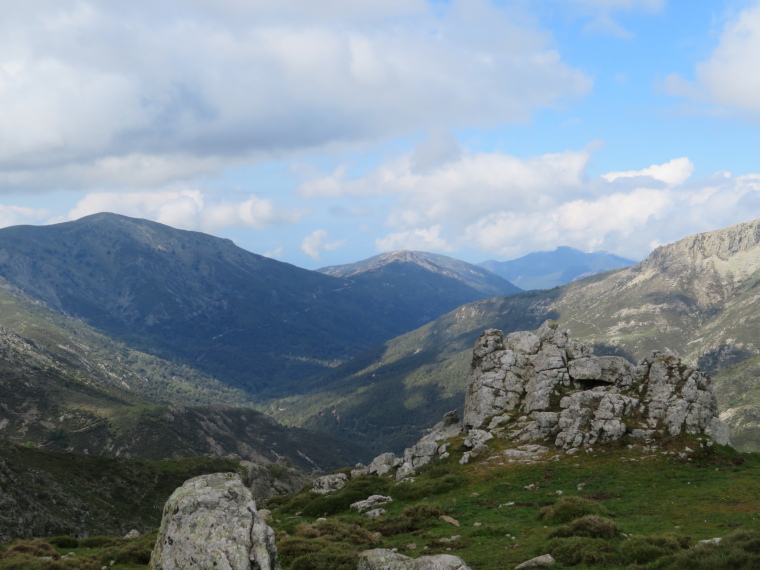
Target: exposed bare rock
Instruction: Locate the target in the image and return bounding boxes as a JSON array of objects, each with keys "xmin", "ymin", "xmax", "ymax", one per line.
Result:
[
  {"xmin": 358, "ymin": 548, "xmax": 472, "ymax": 569},
  {"xmin": 515, "ymin": 554, "xmax": 556, "ymax": 568},
  {"xmin": 311, "ymin": 473, "xmax": 348, "ymax": 494},
  {"xmin": 150, "ymin": 472, "xmax": 280, "ymax": 570},
  {"xmin": 368, "ymin": 452, "xmax": 401, "ymax": 476},
  {"xmin": 351, "ymin": 495, "xmax": 393, "ymax": 513},
  {"xmin": 463, "ymin": 321, "xmax": 730, "ymax": 449},
  {"xmin": 394, "ymin": 411, "xmax": 464, "ymax": 480}
]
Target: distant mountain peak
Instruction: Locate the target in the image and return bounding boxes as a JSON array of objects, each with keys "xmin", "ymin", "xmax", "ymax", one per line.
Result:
[
  {"xmin": 318, "ymin": 250, "xmax": 521, "ymax": 297},
  {"xmin": 480, "ymin": 247, "xmax": 635, "ymax": 291}
]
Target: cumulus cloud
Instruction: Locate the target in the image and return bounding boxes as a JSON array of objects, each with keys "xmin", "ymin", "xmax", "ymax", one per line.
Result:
[
  {"xmin": 0, "ymin": 0, "xmax": 590, "ymax": 193},
  {"xmin": 0, "ymin": 204, "xmax": 50, "ymax": 228},
  {"xmin": 299, "ymin": 144, "xmax": 760, "ymax": 260},
  {"xmin": 375, "ymin": 226, "xmax": 453, "ymax": 253},
  {"xmin": 68, "ymin": 189, "xmax": 306, "ymax": 232},
  {"xmin": 666, "ymin": 2, "xmax": 760, "ymax": 115},
  {"xmin": 301, "ymin": 229, "xmax": 346, "ymax": 260},
  {"xmin": 601, "ymin": 157, "xmax": 694, "ymax": 186}
]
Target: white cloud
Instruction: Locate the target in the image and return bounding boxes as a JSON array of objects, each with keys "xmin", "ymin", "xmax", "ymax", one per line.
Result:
[
  {"xmin": 68, "ymin": 189, "xmax": 305, "ymax": 232},
  {"xmin": 601, "ymin": 157, "xmax": 694, "ymax": 186},
  {"xmin": 0, "ymin": 204, "xmax": 50, "ymax": 228},
  {"xmin": 301, "ymin": 229, "xmax": 346, "ymax": 260},
  {"xmin": 667, "ymin": 2, "xmax": 760, "ymax": 115},
  {"xmin": 375, "ymin": 226, "xmax": 453, "ymax": 253},
  {"xmin": 0, "ymin": 0, "xmax": 590, "ymax": 193},
  {"xmin": 300, "ymin": 146, "xmax": 760, "ymax": 261}
]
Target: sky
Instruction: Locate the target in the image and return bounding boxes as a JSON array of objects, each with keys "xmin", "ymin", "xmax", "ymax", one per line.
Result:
[{"xmin": 2, "ymin": 0, "xmax": 760, "ymax": 269}]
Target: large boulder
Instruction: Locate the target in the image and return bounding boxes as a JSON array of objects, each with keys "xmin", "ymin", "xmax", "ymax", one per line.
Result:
[
  {"xmin": 150, "ymin": 472, "xmax": 280, "ymax": 570},
  {"xmin": 463, "ymin": 321, "xmax": 730, "ymax": 449},
  {"xmin": 358, "ymin": 548, "xmax": 472, "ymax": 569}
]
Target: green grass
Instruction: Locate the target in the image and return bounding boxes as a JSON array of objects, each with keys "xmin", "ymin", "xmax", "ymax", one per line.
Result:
[
  {"xmin": 262, "ymin": 435, "xmax": 760, "ymax": 569},
  {"xmin": 5, "ymin": 436, "xmax": 760, "ymax": 569}
]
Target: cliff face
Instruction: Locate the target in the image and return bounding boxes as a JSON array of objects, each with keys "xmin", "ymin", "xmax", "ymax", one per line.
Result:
[{"xmin": 463, "ymin": 321, "xmax": 730, "ymax": 449}]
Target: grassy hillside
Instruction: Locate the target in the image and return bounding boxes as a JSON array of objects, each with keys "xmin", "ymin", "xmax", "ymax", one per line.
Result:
[{"xmin": 4, "ymin": 435, "xmax": 760, "ymax": 569}]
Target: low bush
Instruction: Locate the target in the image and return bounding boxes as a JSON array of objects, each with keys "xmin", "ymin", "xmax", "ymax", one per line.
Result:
[
  {"xmin": 3, "ymin": 540, "xmax": 58, "ymax": 559},
  {"xmin": 294, "ymin": 519, "xmax": 380, "ymax": 546},
  {"xmin": 288, "ymin": 544, "xmax": 358, "ymax": 570},
  {"xmin": 539, "ymin": 495, "xmax": 609, "ymax": 523},
  {"xmin": 78, "ymin": 536, "xmax": 119, "ymax": 549},
  {"xmin": 369, "ymin": 502, "xmax": 444, "ymax": 536},
  {"xmin": 549, "ymin": 515, "xmax": 620, "ymax": 539},
  {"xmin": 393, "ymin": 474, "xmax": 465, "ymax": 501},
  {"xmin": 546, "ymin": 536, "xmax": 615, "ymax": 566},
  {"xmin": 47, "ymin": 537, "xmax": 78, "ymax": 549}
]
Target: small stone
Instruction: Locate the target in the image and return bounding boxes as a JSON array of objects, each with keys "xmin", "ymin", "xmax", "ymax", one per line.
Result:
[
  {"xmin": 440, "ymin": 515, "xmax": 460, "ymax": 527},
  {"xmin": 515, "ymin": 554, "xmax": 556, "ymax": 568},
  {"xmin": 473, "ymin": 522, "xmax": 482, "ymax": 527},
  {"xmin": 406, "ymin": 543, "xmax": 417, "ymax": 550}
]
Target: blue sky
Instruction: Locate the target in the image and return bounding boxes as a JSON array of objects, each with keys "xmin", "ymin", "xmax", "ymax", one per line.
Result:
[{"xmin": 2, "ymin": 0, "xmax": 760, "ymax": 269}]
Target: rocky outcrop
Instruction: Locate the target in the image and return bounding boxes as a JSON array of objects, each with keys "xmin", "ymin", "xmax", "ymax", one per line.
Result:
[
  {"xmin": 463, "ymin": 321, "xmax": 730, "ymax": 449},
  {"xmin": 394, "ymin": 411, "xmax": 463, "ymax": 480},
  {"xmin": 311, "ymin": 473, "xmax": 348, "ymax": 494},
  {"xmin": 150, "ymin": 473, "xmax": 280, "ymax": 570},
  {"xmin": 358, "ymin": 548, "xmax": 472, "ymax": 569}
]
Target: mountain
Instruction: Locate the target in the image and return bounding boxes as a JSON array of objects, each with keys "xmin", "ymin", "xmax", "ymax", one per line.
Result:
[
  {"xmin": 480, "ymin": 246, "xmax": 635, "ymax": 290},
  {"xmin": 318, "ymin": 250, "xmax": 521, "ymax": 324},
  {"xmin": 272, "ymin": 219, "xmax": 760, "ymax": 453},
  {"xmin": 0, "ymin": 311, "xmax": 368, "ymax": 471},
  {"xmin": 0, "ymin": 214, "xmax": 515, "ymax": 398}
]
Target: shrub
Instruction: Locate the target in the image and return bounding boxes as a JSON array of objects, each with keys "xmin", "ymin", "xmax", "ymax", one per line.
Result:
[
  {"xmin": 289, "ymin": 545, "xmax": 358, "ymax": 570},
  {"xmin": 3, "ymin": 539, "xmax": 58, "ymax": 559},
  {"xmin": 621, "ymin": 539, "xmax": 670, "ymax": 565},
  {"xmin": 294, "ymin": 519, "xmax": 379, "ymax": 546},
  {"xmin": 393, "ymin": 474, "xmax": 465, "ymax": 501},
  {"xmin": 369, "ymin": 502, "xmax": 444, "ymax": 536},
  {"xmin": 107, "ymin": 541, "xmax": 153, "ymax": 565},
  {"xmin": 549, "ymin": 515, "xmax": 620, "ymax": 539},
  {"xmin": 546, "ymin": 536, "xmax": 615, "ymax": 566},
  {"xmin": 47, "ymin": 537, "xmax": 79, "ymax": 549},
  {"xmin": 78, "ymin": 536, "xmax": 119, "ymax": 549},
  {"xmin": 539, "ymin": 496, "xmax": 609, "ymax": 523}
]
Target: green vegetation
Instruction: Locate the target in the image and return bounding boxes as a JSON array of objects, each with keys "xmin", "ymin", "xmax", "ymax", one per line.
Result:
[
  {"xmin": 261, "ymin": 436, "xmax": 760, "ymax": 569},
  {"xmin": 4, "ymin": 434, "xmax": 760, "ymax": 569},
  {"xmin": 0, "ymin": 533, "xmax": 156, "ymax": 569}
]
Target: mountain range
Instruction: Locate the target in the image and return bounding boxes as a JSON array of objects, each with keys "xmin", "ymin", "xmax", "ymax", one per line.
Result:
[
  {"xmin": 272, "ymin": 219, "xmax": 760, "ymax": 453},
  {"xmin": 480, "ymin": 246, "xmax": 635, "ymax": 290},
  {"xmin": 0, "ymin": 214, "xmax": 519, "ymax": 398},
  {"xmin": 1, "ymin": 212, "xmax": 760, "ymax": 463}
]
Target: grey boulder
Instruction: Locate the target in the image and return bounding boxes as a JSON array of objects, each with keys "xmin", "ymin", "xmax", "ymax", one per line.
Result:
[{"xmin": 150, "ymin": 472, "xmax": 280, "ymax": 570}]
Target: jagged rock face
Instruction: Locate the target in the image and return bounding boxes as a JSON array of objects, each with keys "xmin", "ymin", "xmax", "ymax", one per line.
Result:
[
  {"xmin": 150, "ymin": 473, "xmax": 280, "ymax": 570},
  {"xmin": 463, "ymin": 321, "xmax": 730, "ymax": 448}
]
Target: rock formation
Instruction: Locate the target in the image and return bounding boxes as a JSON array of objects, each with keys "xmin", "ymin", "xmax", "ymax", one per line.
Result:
[
  {"xmin": 150, "ymin": 473, "xmax": 280, "ymax": 570},
  {"xmin": 368, "ymin": 321, "xmax": 730, "ymax": 480},
  {"xmin": 463, "ymin": 321, "xmax": 730, "ymax": 449}
]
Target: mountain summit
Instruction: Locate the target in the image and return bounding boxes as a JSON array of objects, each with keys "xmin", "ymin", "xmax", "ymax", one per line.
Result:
[
  {"xmin": 318, "ymin": 250, "xmax": 521, "ymax": 325},
  {"xmin": 320, "ymin": 250, "xmax": 520, "ymax": 298},
  {"xmin": 480, "ymin": 246, "xmax": 634, "ymax": 290}
]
